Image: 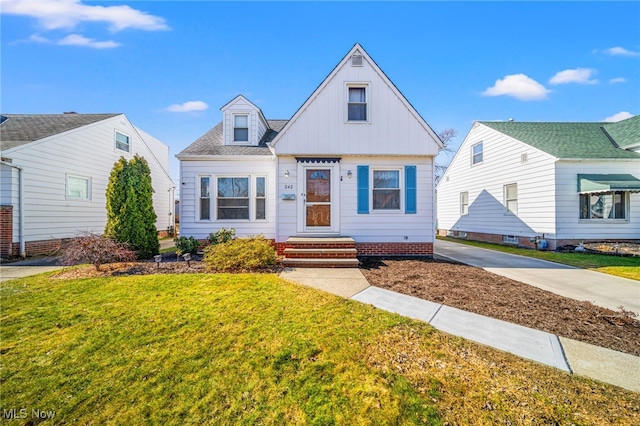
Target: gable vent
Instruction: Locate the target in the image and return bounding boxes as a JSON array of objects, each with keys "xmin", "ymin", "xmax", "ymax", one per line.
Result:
[{"xmin": 351, "ymin": 54, "xmax": 363, "ymax": 66}]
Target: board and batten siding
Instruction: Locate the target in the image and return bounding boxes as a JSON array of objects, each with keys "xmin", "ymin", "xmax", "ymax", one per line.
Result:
[
  {"xmin": 555, "ymin": 161, "xmax": 640, "ymax": 240},
  {"xmin": 1, "ymin": 115, "xmax": 174, "ymax": 243},
  {"xmin": 276, "ymin": 156, "xmax": 435, "ymax": 243},
  {"xmin": 179, "ymin": 157, "xmax": 277, "ymax": 240},
  {"xmin": 437, "ymin": 123, "xmax": 557, "ymax": 239},
  {"xmin": 272, "ymin": 52, "xmax": 440, "ymax": 157}
]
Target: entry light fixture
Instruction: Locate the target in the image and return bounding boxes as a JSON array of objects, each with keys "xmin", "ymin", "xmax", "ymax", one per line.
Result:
[
  {"xmin": 347, "ymin": 170, "xmax": 353, "ymax": 179},
  {"xmin": 284, "ymin": 170, "xmax": 290, "ymax": 178}
]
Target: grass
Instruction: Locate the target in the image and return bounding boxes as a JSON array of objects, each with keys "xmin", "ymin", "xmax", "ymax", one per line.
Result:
[
  {"xmin": 438, "ymin": 236, "xmax": 640, "ymax": 280},
  {"xmin": 1, "ymin": 272, "xmax": 639, "ymax": 424}
]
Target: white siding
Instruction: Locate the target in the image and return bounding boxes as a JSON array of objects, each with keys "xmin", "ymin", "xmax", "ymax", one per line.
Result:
[
  {"xmin": 2, "ymin": 115, "xmax": 174, "ymax": 243},
  {"xmin": 179, "ymin": 157, "xmax": 277, "ymax": 239},
  {"xmin": 221, "ymin": 97, "xmax": 268, "ymax": 146},
  {"xmin": 437, "ymin": 123, "xmax": 557, "ymax": 239},
  {"xmin": 273, "ymin": 50, "xmax": 441, "ymax": 157},
  {"xmin": 555, "ymin": 161, "xmax": 640, "ymax": 240},
  {"xmin": 276, "ymin": 156, "xmax": 435, "ymax": 244}
]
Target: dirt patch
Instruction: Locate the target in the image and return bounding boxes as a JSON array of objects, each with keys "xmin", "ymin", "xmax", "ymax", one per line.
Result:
[{"xmin": 359, "ymin": 256, "xmax": 640, "ymax": 357}]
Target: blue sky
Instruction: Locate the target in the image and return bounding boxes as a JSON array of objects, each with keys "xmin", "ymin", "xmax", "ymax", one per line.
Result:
[{"xmin": 2, "ymin": 1, "xmax": 639, "ymax": 188}]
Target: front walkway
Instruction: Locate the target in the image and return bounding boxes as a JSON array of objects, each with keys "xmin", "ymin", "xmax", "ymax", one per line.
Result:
[{"xmin": 434, "ymin": 239, "xmax": 640, "ymax": 316}]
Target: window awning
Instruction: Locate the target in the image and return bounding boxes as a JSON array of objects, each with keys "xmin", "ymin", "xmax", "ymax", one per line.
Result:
[{"xmin": 577, "ymin": 174, "xmax": 640, "ymax": 194}]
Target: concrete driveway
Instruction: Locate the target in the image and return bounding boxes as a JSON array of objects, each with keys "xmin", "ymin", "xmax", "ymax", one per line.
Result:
[
  {"xmin": 434, "ymin": 239, "xmax": 640, "ymax": 316},
  {"xmin": 0, "ymin": 257, "xmax": 63, "ymax": 282}
]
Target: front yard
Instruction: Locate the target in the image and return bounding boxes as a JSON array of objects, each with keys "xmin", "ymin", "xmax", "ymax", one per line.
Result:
[{"xmin": 1, "ymin": 272, "xmax": 639, "ymax": 424}]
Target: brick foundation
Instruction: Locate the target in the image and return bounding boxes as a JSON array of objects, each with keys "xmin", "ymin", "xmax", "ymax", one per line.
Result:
[
  {"xmin": 0, "ymin": 205, "xmax": 13, "ymax": 258},
  {"xmin": 437, "ymin": 229, "xmax": 639, "ymax": 251},
  {"xmin": 356, "ymin": 242, "xmax": 433, "ymax": 256}
]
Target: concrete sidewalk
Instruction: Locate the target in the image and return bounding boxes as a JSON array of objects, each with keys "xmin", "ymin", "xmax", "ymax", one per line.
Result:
[
  {"xmin": 435, "ymin": 239, "xmax": 640, "ymax": 316},
  {"xmin": 0, "ymin": 257, "xmax": 63, "ymax": 282},
  {"xmin": 279, "ymin": 267, "xmax": 640, "ymax": 393}
]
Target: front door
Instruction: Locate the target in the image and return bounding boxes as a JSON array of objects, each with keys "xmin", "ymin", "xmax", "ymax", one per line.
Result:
[{"xmin": 298, "ymin": 163, "xmax": 339, "ymax": 234}]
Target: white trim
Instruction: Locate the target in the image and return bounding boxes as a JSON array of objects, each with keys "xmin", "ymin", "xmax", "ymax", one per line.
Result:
[
  {"xmin": 471, "ymin": 141, "xmax": 483, "ymax": 166},
  {"xmin": 371, "ymin": 167, "xmax": 403, "ymax": 213},
  {"xmin": 297, "ymin": 162, "xmax": 340, "ymax": 234},
  {"xmin": 115, "ymin": 130, "xmax": 131, "ymax": 153},
  {"xmin": 66, "ymin": 174, "xmax": 92, "ymax": 201},
  {"xmin": 460, "ymin": 191, "xmax": 469, "ymax": 215},
  {"xmin": 504, "ymin": 183, "xmax": 518, "ymax": 215},
  {"xmin": 345, "ymin": 82, "xmax": 371, "ymax": 124},
  {"xmin": 197, "ymin": 175, "xmax": 212, "ymax": 221}
]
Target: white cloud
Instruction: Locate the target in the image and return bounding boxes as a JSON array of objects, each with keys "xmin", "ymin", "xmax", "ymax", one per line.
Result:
[
  {"xmin": 609, "ymin": 77, "xmax": 627, "ymax": 84},
  {"xmin": 549, "ymin": 68, "xmax": 598, "ymax": 85},
  {"xmin": 482, "ymin": 74, "xmax": 550, "ymax": 101},
  {"xmin": 165, "ymin": 101, "xmax": 209, "ymax": 113},
  {"xmin": 603, "ymin": 111, "xmax": 633, "ymax": 122},
  {"xmin": 604, "ymin": 46, "xmax": 639, "ymax": 57},
  {"xmin": 58, "ymin": 34, "xmax": 119, "ymax": 49},
  {"xmin": 0, "ymin": 0, "xmax": 169, "ymax": 32}
]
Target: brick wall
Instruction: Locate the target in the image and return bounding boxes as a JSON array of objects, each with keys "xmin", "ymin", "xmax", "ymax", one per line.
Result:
[
  {"xmin": 0, "ymin": 205, "xmax": 13, "ymax": 258},
  {"xmin": 356, "ymin": 242, "xmax": 433, "ymax": 256}
]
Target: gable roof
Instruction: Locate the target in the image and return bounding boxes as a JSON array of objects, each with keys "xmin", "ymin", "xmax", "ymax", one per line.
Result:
[
  {"xmin": 178, "ymin": 120, "xmax": 287, "ymax": 157},
  {"xmin": 270, "ymin": 43, "xmax": 443, "ymax": 150},
  {"xmin": 479, "ymin": 119, "xmax": 640, "ymax": 159},
  {"xmin": 0, "ymin": 113, "xmax": 120, "ymax": 151}
]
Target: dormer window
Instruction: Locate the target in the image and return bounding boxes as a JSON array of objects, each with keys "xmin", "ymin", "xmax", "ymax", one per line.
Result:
[
  {"xmin": 234, "ymin": 115, "xmax": 249, "ymax": 142},
  {"xmin": 348, "ymin": 86, "xmax": 367, "ymax": 121}
]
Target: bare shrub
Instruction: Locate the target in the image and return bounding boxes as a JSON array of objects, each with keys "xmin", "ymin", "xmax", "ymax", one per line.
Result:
[{"xmin": 60, "ymin": 233, "xmax": 136, "ymax": 271}]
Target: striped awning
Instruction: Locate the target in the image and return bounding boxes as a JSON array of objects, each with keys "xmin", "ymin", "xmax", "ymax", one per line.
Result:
[{"xmin": 577, "ymin": 174, "xmax": 640, "ymax": 194}]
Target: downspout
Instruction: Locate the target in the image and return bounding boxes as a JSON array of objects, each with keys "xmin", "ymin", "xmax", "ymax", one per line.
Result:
[{"xmin": 1, "ymin": 161, "xmax": 25, "ymax": 257}]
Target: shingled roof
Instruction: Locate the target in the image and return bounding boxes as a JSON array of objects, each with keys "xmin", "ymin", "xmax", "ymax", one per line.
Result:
[
  {"xmin": 0, "ymin": 113, "xmax": 120, "ymax": 150},
  {"xmin": 178, "ymin": 120, "xmax": 288, "ymax": 156},
  {"xmin": 479, "ymin": 116, "xmax": 640, "ymax": 159}
]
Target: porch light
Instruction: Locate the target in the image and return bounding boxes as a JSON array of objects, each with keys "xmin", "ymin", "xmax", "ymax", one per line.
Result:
[
  {"xmin": 347, "ymin": 170, "xmax": 353, "ymax": 179},
  {"xmin": 284, "ymin": 170, "xmax": 290, "ymax": 178}
]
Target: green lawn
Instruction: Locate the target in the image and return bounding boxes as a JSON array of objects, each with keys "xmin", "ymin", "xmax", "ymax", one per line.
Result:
[
  {"xmin": 1, "ymin": 272, "xmax": 638, "ymax": 424},
  {"xmin": 438, "ymin": 236, "xmax": 640, "ymax": 280}
]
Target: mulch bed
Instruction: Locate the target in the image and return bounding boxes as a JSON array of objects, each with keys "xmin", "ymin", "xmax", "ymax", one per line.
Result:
[{"xmin": 359, "ymin": 256, "xmax": 640, "ymax": 357}]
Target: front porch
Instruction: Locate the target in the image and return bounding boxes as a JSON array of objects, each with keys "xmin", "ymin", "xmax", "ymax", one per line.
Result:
[{"xmin": 281, "ymin": 237, "xmax": 360, "ymax": 268}]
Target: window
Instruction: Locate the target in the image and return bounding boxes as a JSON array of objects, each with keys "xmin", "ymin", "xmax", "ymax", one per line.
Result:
[
  {"xmin": 67, "ymin": 175, "xmax": 90, "ymax": 200},
  {"xmin": 348, "ymin": 87, "xmax": 367, "ymax": 121},
  {"xmin": 504, "ymin": 184, "xmax": 518, "ymax": 215},
  {"xmin": 255, "ymin": 177, "xmax": 266, "ymax": 220},
  {"xmin": 233, "ymin": 115, "xmax": 249, "ymax": 142},
  {"xmin": 460, "ymin": 192, "xmax": 469, "ymax": 215},
  {"xmin": 217, "ymin": 177, "xmax": 249, "ymax": 219},
  {"xmin": 373, "ymin": 169, "xmax": 400, "ymax": 210},
  {"xmin": 503, "ymin": 235, "xmax": 518, "ymax": 244},
  {"xmin": 115, "ymin": 131, "xmax": 130, "ymax": 152},
  {"xmin": 199, "ymin": 177, "xmax": 211, "ymax": 220},
  {"xmin": 580, "ymin": 192, "xmax": 626, "ymax": 220},
  {"xmin": 471, "ymin": 142, "xmax": 483, "ymax": 165}
]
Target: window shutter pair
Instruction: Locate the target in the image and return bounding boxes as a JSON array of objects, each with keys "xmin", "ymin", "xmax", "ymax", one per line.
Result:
[{"xmin": 357, "ymin": 165, "xmax": 416, "ymax": 214}]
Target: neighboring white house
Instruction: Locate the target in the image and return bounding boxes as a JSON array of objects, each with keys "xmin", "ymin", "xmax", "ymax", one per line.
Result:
[
  {"xmin": 0, "ymin": 113, "xmax": 175, "ymax": 257},
  {"xmin": 177, "ymin": 43, "xmax": 443, "ymax": 265},
  {"xmin": 436, "ymin": 117, "xmax": 640, "ymax": 250}
]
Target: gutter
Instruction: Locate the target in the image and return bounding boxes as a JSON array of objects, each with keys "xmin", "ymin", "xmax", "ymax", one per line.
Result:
[{"xmin": 0, "ymin": 160, "xmax": 25, "ymax": 257}]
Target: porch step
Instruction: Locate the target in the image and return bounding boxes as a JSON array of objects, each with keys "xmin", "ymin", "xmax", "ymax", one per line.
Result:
[
  {"xmin": 282, "ymin": 258, "xmax": 361, "ymax": 268},
  {"xmin": 283, "ymin": 237, "xmax": 359, "ymax": 268}
]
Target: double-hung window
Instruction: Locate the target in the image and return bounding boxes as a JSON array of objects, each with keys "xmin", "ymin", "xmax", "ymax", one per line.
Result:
[
  {"xmin": 504, "ymin": 184, "xmax": 518, "ymax": 215},
  {"xmin": 348, "ymin": 87, "xmax": 367, "ymax": 121},
  {"xmin": 580, "ymin": 192, "xmax": 626, "ymax": 220},
  {"xmin": 233, "ymin": 115, "xmax": 249, "ymax": 142},
  {"xmin": 471, "ymin": 142, "xmax": 483, "ymax": 165},
  {"xmin": 115, "ymin": 131, "xmax": 130, "ymax": 152},
  {"xmin": 460, "ymin": 192, "xmax": 469, "ymax": 215},
  {"xmin": 199, "ymin": 177, "xmax": 211, "ymax": 220},
  {"xmin": 67, "ymin": 175, "xmax": 91, "ymax": 200},
  {"xmin": 217, "ymin": 177, "xmax": 250, "ymax": 219},
  {"xmin": 372, "ymin": 169, "xmax": 400, "ymax": 210}
]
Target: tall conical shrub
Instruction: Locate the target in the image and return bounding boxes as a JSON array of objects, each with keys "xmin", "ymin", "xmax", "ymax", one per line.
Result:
[{"xmin": 105, "ymin": 155, "xmax": 159, "ymax": 258}]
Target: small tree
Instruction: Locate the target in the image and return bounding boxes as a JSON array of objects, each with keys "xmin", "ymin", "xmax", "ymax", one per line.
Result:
[
  {"xmin": 435, "ymin": 128, "xmax": 457, "ymax": 184},
  {"xmin": 105, "ymin": 155, "xmax": 159, "ymax": 259},
  {"xmin": 60, "ymin": 233, "xmax": 136, "ymax": 271}
]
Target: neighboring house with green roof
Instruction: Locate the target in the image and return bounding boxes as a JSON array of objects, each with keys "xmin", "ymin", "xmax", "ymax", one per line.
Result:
[
  {"xmin": 0, "ymin": 113, "xmax": 175, "ymax": 258},
  {"xmin": 436, "ymin": 116, "xmax": 640, "ymax": 250},
  {"xmin": 177, "ymin": 44, "xmax": 444, "ymax": 265}
]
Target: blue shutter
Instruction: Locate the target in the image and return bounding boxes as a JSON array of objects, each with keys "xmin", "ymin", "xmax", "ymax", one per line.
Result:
[
  {"xmin": 405, "ymin": 165, "xmax": 417, "ymax": 214},
  {"xmin": 357, "ymin": 166, "xmax": 369, "ymax": 214}
]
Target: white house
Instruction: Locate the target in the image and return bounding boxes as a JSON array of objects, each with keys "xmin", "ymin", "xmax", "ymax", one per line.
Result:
[
  {"xmin": 0, "ymin": 113, "xmax": 175, "ymax": 258},
  {"xmin": 436, "ymin": 117, "xmax": 640, "ymax": 250},
  {"xmin": 177, "ymin": 44, "xmax": 443, "ymax": 266}
]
